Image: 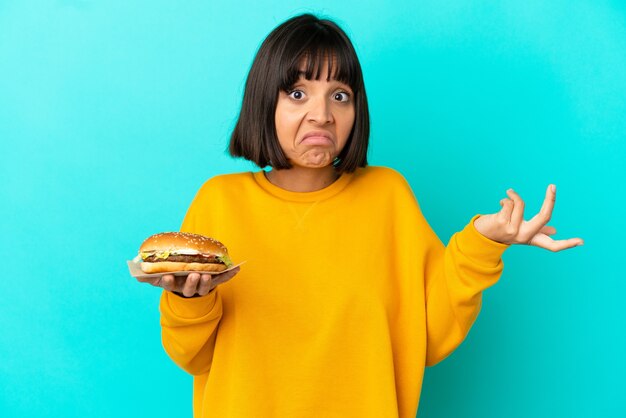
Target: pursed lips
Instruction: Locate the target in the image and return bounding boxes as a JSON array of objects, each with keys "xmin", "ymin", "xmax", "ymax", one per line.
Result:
[{"xmin": 299, "ymin": 131, "xmax": 334, "ymax": 146}]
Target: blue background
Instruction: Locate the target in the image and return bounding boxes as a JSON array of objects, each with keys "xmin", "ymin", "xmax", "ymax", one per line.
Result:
[{"xmin": 1, "ymin": 1, "xmax": 624, "ymax": 417}]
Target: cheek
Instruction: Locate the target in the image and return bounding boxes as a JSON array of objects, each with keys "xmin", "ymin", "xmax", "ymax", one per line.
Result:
[
  {"xmin": 275, "ymin": 106, "xmax": 301, "ymax": 140},
  {"xmin": 339, "ymin": 109, "xmax": 356, "ymax": 141}
]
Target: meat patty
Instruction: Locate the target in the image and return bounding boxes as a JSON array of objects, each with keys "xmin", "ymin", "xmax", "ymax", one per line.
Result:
[{"xmin": 143, "ymin": 254, "xmax": 222, "ymax": 264}]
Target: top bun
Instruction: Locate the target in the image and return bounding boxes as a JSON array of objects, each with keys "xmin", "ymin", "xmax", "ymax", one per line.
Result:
[{"xmin": 139, "ymin": 232, "xmax": 229, "ymax": 256}]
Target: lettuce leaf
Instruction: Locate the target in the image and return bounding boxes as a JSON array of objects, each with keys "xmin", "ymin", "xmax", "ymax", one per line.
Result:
[{"xmin": 217, "ymin": 254, "xmax": 234, "ymax": 268}]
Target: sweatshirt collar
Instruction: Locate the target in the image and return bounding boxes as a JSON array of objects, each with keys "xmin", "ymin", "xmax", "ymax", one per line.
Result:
[{"xmin": 253, "ymin": 170, "xmax": 353, "ymax": 202}]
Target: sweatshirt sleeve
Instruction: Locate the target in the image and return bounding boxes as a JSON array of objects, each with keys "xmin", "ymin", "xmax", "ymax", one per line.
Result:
[
  {"xmin": 160, "ymin": 290, "xmax": 223, "ymax": 375},
  {"xmin": 159, "ymin": 182, "xmax": 224, "ymax": 376},
  {"xmin": 424, "ymin": 215, "xmax": 509, "ymax": 366}
]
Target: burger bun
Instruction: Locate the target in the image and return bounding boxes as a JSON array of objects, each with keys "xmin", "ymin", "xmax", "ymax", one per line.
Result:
[{"xmin": 140, "ymin": 261, "xmax": 228, "ymax": 274}]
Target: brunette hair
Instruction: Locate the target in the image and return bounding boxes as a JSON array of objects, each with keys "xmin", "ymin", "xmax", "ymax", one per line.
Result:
[{"xmin": 229, "ymin": 14, "xmax": 369, "ymax": 173}]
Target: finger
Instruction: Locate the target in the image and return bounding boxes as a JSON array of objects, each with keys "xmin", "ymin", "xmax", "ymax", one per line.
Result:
[
  {"xmin": 539, "ymin": 225, "xmax": 557, "ymax": 236},
  {"xmin": 531, "ymin": 234, "xmax": 584, "ymax": 252},
  {"xmin": 506, "ymin": 189, "xmax": 525, "ymax": 228},
  {"xmin": 197, "ymin": 274, "xmax": 213, "ymax": 296},
  {"xmin": 182, "ymin": 273, "xmax": 201, "ymax": 297},
  {"xmin": 160, "ymin": 274, "xmax": 175, "ymax": 291},
  {"xmin": 526, "ymin": 184, "xmax": 556, "ymax": 232},
  {"xmin": 497, "ymin": 198, "xmax": 514, "ymax": 223}
]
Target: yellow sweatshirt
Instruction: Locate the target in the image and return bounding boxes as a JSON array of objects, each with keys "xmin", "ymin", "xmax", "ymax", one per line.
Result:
[{"xmin": 159, "ymin": 166, "xmax": 508, "ymax": 418}]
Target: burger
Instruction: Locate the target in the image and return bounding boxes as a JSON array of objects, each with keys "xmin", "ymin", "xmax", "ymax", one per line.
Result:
[{"xmin": 138, "ymin": 232, "xmax": 233, "ymax": 273}]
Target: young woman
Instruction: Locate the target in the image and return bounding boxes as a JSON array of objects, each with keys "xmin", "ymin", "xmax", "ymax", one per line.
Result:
[{"xmin": 139, "ymin": 14, "xmax": 582, "ymax": 418}]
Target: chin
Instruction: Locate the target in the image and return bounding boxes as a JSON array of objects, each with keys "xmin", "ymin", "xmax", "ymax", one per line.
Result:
[
  {"xmin": 297, "ymin": 151, "xmax": 335, "ymax": 168},
  {"xmin": 303, "ymin": 161, "xmax": 332, "ymax": 168}
]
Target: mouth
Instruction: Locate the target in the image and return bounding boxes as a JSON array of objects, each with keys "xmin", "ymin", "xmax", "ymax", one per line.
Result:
[{"xmin": 299, "ymin": 131, "xmax": 334, "ymax": 146}]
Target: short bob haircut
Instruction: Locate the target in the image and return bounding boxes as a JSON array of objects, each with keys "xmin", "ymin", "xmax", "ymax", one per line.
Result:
[{"xmin": 229, "ymin": 14, "xmax": 369, "ymax": 173}]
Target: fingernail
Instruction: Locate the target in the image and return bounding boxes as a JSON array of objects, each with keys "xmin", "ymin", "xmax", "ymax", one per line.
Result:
[{"xmin": 550, "ymin": 184, "xmax": 556, "ymax": 192}]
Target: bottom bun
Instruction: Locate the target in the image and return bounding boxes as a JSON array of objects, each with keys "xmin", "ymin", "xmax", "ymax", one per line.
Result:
[{"xmin": 140, "ymin": 261, "xmax": 228, "ymax": 274}]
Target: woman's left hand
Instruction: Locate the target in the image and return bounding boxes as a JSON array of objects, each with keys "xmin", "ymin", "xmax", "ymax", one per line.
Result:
[{"xmin": 473, "ymin": 185, "xmax": 584, "ymax": 252}]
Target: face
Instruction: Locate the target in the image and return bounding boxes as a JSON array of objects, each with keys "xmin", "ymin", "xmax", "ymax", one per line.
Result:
[{"xmin": 274, "ymin": 65, "xmax": 355, "ymax": 170}]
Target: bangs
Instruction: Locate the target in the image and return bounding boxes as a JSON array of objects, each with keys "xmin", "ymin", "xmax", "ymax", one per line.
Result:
[{"xmin": 278, "ymin": 26, "xmax": 361, "ymax": 92}]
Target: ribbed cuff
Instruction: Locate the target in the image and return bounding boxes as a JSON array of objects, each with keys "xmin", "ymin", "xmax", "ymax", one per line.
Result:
[{"xmin": 163, "ymin": 289, "xmax": 218, "ymax": 319}]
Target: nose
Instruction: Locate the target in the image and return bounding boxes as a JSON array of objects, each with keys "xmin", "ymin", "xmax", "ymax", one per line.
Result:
[{"xmin": 306, "ymin": 95, "xmax": 333, "ymax": 124}]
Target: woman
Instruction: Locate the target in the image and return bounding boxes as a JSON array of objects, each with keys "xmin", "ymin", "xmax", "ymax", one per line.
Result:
[{"xmin": 140, "ymin": 14, "xmax": 582, "ymax": 418}]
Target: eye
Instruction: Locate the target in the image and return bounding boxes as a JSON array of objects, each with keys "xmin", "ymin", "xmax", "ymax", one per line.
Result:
[
  {"xmin": 333, "ymin": 91, "xmax": 351, "ymax": 102},
  {"xmin": 287, "ymin": 90, "xmax": 305, "ymax": 100}
]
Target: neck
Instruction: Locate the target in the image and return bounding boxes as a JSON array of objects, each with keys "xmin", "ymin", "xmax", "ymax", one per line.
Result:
[{"xmin": 265, "ymin": 166, "xmax": 340, "ymax": 192}]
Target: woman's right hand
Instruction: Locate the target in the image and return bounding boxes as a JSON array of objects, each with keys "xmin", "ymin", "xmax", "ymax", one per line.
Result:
[{"xmin": 136, "ymin": 266, "xmax": 240, "ymax": 297}]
